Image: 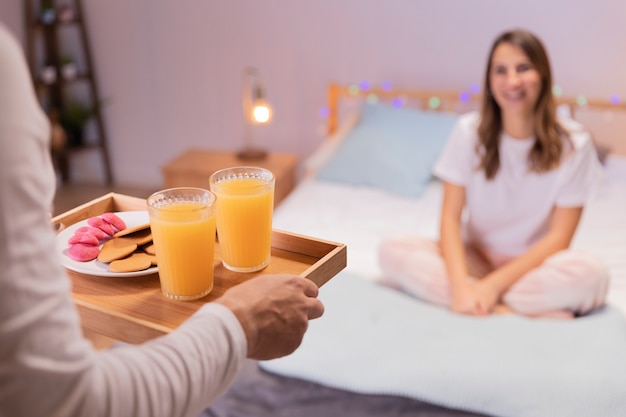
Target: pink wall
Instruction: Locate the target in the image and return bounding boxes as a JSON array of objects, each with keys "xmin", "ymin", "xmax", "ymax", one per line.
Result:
[{"xmin": 1, "ymin": 0, "xmax": 625, "ymax": 186}]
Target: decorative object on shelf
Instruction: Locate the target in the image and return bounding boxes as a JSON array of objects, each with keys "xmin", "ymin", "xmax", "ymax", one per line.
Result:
[
  {"xmin": 59, "ymin": 100, "xmax": 96, "ymax": 147},
  {"xmin": 60, "ymin": 54, "xmax": 78, "ymax": 80},
  {"xmin": 25, "ymin": 0, "xmax": 113, "ymax": 184},
  {"xmin": 237, "ymin": 66, "xmax": 273, "ymax": 160},
  {"xmin": 57, "ymin": 3, "xmax": 75, "ymax": 23},
  {"xmin": 39, "ymin": 65, "xmax": 57, "ymax": 84},
  {"xmin": 39, "ymin": 0, "xmax": 56, "ymax": 24}
]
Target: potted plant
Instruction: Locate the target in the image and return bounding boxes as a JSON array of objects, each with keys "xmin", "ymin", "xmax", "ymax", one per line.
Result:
[{"xmin": 59, "ymin": 100, "xmax": 96, "ymax": 147}]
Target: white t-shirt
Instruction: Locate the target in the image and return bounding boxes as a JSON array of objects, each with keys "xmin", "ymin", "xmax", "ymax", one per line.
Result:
[
  {"xmin": 433, "ymin": 111, "xmax": 601, "ymax": 258},
  {"xmin": 0, "ymin": 24, "xmax": 246, "ymax": 417}
]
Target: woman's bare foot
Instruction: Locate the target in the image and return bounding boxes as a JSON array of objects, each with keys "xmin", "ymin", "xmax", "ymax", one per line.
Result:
[
  {"xmin": 528, "ymin": 309, "xmax": 575, "ymax": 320},
  {"xmin": 492, "ymin": 304, "xmax": 515, "ymax": 315},
  {"xmin": 493, "ymin": 304, "xmax": 574, "ymax": 319}
]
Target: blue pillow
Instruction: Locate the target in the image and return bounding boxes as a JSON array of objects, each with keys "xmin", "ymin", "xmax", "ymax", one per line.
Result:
[{"xmin": 317, "ymin": 103, "xmax": 458, "ymax": 198}]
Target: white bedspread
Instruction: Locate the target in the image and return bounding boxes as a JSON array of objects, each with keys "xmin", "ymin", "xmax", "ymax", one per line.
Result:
[
  {"xmin": 261, "ymin": 273, "xmax": 626, "ymax": 417},
  {"xmin": 267, "ymin": 158, "xmax": 626, "ymax": 417},
  {"xmin": 274, "ymin": 163, "xmax": 626, "ymax": 316},
  {"xmin": 274, "ymin": 177, "xmax": 443, "ymax": 281}
]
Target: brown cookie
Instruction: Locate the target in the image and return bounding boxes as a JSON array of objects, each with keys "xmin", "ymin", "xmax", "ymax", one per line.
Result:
[
  {"xmin": 113, "ymin": 223, "xmax": 150, "ymax": 238},
  {"xmin": 143, "ymin": 253, "xmax": 158, "ymax": 266},
  {"xmin": 142, "ymin": 243, "xmax": 156, "ymax": 255},
  {"xmin": 116, "ymin": 228, "xmax": 153, "ymax": 246},
  {"xmin": 109, "ymin": 252, "xmax": 153, "ymax": 273},
  {"xmin": 97, "ymin": 239, "xmax": 138, "ymax": 263}
]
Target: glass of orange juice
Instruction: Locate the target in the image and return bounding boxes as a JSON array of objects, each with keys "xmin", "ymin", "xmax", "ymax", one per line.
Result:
[
  {"xmin": 147, "ymin": 187, "xmax": 217, "ymax": 300},
  {"xmin": 209, "ymin": 166, "xmax": 275, "ymax": 272}
]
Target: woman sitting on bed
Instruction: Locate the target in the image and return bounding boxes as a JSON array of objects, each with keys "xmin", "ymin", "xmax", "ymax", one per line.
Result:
[{"xmin": 379, "ymin": 28, "xmax": 609, "ymax": 319}]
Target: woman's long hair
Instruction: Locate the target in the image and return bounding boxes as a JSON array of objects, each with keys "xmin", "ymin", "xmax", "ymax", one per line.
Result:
[{"xmin": 477, "ymin": 29, "xmax": 568, "ymax": 180}]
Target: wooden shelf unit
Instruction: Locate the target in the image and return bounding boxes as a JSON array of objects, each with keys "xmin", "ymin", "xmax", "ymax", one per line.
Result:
[{"xmin": 24, "ymin": 0, "xmax": 113, "ymax": 184}]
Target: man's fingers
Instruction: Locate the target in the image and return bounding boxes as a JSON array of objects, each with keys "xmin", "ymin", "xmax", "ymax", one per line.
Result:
[
  {"xmin": 294, "ymin": 277, "xmax": 324, "ymax": 319},
  {"xmin": 297, "ymin": 277, "xmax": 320, "ymax": 298},
  {"xmin": 307, "ymin": 299, "xmax": 325, "ymax": 320}
]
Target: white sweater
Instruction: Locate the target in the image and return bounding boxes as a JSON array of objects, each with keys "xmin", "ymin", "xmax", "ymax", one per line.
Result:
[{"xmin": 0, "ymin": 23, "xmax": 246, "ymax": 417}]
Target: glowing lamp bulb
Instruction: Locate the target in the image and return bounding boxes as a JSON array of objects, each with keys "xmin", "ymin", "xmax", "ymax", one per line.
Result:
[{"xmin": 252, "ymin": 103, "xmax": 271, "ymax": 123}]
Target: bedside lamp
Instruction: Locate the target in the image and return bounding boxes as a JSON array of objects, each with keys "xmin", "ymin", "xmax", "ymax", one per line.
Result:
[{"xmin": 237, "ymin": 67, "xmax": 273, "ymax": 160}]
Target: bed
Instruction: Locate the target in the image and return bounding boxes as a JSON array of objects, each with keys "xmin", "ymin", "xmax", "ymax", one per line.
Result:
[{"xmin": 203, "ymin": 84, "xmax": 626, "ymax": 417}]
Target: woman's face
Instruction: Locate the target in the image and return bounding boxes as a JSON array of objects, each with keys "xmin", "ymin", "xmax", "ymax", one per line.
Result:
[{"xmin": 489, "ymin": 42, "xmax": 542, "ymax": 120}]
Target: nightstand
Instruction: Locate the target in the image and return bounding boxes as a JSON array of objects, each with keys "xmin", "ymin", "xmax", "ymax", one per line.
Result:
[{"xmin": 162, "ymin": 149, "xmax": 298, "ymax": 206}]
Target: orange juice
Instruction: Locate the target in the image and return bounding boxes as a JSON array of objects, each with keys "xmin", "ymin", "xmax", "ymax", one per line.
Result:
[
  {"xmin": 148, "ymin": 195, "xmax": 216, "ymax": 300},
  {"xmin": 211, "ymin": 171, "xmax": 275, "ymax": 272}
]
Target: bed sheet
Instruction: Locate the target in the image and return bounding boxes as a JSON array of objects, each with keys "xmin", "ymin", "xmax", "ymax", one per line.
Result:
[
  {"xmin": 274, "ymin": 162, "xmax": 626, "ymax": 316},
  {"xmin": 260, "ymin": 273, "xmax": 626, "ymax": 417},
  {"xmin": 257, "ymin": 162, "xmax": 626, "ymax": 417},
  {"xmin": 274, "ymin": 176, "xmax": 443, "ymax": 281}
]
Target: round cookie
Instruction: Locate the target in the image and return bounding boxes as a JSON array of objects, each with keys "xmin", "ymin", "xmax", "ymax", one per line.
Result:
[
  {"xmin": 143, "ymin": 253, "xmax": 158, "ymax": 266},
  {"xmin": 114, "ymin": 223, "xmax": 150, "ymax": 238},
  {"xmin": 116, "ymin": 228, "xmax": 153, "ymax": 246},
  {"xmin": 97, "ymin": 239, "xmax": 138, "ymax": 263},
  {"xmin": 109, "ymin": 252, "xmax": 153, "ymax": 273},
  {"xmin": 141, "ymin": 243, "xmax": 156, "ymax": 255}
]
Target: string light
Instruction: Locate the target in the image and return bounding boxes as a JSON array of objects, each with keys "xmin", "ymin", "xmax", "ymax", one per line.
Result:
[
  {"xmin": 459, "ymin": 91, "xmax": 471, "ymax": 103},
  {"xmin": 428, "ymin": 96, "xmax": 441, "ymax": 109},
  {"xmin": 321, "ymin": 81, "xmax": 625, "ymax": 119},
  {"xmin": 391, "ymin": 97, "xmax": 404, "ymax": 108}
]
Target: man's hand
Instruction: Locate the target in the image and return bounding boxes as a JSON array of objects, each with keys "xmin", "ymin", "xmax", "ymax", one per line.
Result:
[{"xmin": 215, "ymin": 274, "xmax": 324, "ymax": 360}]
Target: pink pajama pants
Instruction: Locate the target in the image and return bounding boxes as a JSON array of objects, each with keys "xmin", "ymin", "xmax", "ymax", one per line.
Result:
[{"xmin": 378, "ymin": 237, "xmax": 609, "ymax": 315}]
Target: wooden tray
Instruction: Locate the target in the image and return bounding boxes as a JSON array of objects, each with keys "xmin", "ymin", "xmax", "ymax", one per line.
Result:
[{"xmin": 52, "ymin": 192, "xmax": 347, "ymax": 344}]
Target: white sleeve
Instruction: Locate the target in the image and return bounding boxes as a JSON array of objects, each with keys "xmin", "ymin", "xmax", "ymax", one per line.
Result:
[
  {"xmin": 556, "ymin": 132, "xmax": 602, "ymax": 207},
  {"xmin": 0, "ymin": 24, "xmax": 246, "ymax": 417},
  {"xmin": 432, "ymin": 113, "xmax": 478, "ymax": 186}
]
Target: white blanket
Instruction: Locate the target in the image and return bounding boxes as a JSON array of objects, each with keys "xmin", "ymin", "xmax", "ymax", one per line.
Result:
[
  {"xmin": 261, "ymin": 273, "xmax": 626, "ymax": 417},
  {"xmin": 274, "ymin": 175, "xmax": 626, "ymax": 317}
]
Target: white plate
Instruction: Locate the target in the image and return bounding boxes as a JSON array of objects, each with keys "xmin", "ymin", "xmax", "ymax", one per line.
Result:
[{"xmin": 57, "ymin": 211, "xmax": 158, "ymax": 278}]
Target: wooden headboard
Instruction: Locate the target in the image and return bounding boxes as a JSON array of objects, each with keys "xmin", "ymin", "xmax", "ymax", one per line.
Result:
[{"xmin": 325, "ymin": 83, "xmax": 626, "ymax": 155}]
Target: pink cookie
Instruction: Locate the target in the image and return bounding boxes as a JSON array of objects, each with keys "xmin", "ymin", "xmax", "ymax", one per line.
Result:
[
  {"xmin": 101, "ymin": 212, "xmax": 127, "ymax": 232},
  {"xmin": 68, "ymin": 232, "xmax": 99, "ymax": 246},
  {"xmin": 75, "ymin": 226, "xmax": 108, "ymax": 240},
  {"xmin": 67, "ymin": 243, "xmax": 100, "ymax": 262},
  {"xmin": 87, "ymin": 216, "xmax": 115, "ymax": 237}
]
